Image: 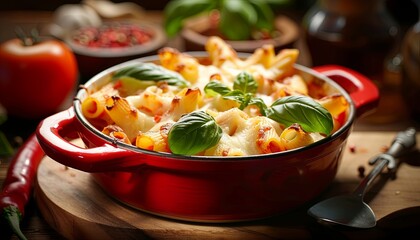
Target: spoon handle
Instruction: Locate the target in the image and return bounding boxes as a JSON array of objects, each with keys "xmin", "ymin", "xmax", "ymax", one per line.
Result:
[
  {"xmin": 369, "ymin": 127, "xmax": 417, "ymax": 170},
  {"xmin": 353, "ymin": 127, "xmax": 417, "ymax": 199},
  {"xmin": 352, "ymin": 157, "xmax": 388, "ymax": 199}
]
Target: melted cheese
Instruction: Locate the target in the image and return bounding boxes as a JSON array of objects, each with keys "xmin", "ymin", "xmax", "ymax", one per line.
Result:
[{"xmin": 81, "ymin": 38, "xmax": 348, "ymax": 156}]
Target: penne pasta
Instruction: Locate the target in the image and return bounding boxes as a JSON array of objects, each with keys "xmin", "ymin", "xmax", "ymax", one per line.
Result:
[
  {"xmin": 128, "ymin": 85, "xmax": 174, "ymax": 116},
  {"xmin": 159, "ymin": 47, "xmax": 199, "ymax": 83},
  {"xmin": 136, "ymin": 130, "xmax": 170, "ymax": 152},
  {"xmin": 242, "ymin": 44, "xmax": 275, "ymax": 68},
  {"xmin": 135, "ymin": 121, "xmax": 173, "ymax": 152},
  {"xmin": 279, "ymin": 124, "xmax": 314, "ymax": 151},
  {"xmin": 252, "ymin": 117, "xmax": 282, "ymax": 154},
  {"xmin": 215, "ymin": 108, "xmax": 249, "ymax": 136},
  {"xmin": 105, "ymin": 95, "xmax": 155, "ymax": 142},
  {"xmin": 205, "ymin": 36, "xmax": 239, "ymax": 67},
  {"xmin": 80, "ymin": 36, "xmax": 349, "ymax": 156},
  {"xmin": 168, "ymin": 87, "xmax": 202, "ymax": 120},
  {"xmin": 284, "ymin": 75, "xmax": 309, "ymax": 95},
  {"xmin": 269, "ymin": 49, "xmax": 299, "ymax": 80},
  {"xmin": 318, "ymin": 94, "xmax": 349, "ymax": 117},
  {"xmin": 102, "ymin": 125, "xmax": 132, "ymax": 144}
]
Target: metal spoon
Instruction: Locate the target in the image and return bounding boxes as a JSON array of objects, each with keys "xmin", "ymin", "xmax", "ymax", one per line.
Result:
[{"xmin": 308, "ymin": 127, "xmax": 417, "ymax": 228}]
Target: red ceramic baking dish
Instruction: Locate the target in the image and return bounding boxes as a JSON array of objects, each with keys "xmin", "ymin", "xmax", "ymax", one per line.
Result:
[{"xmin": 36, "ymin": 52, "xmax": 379, "ymax": 222}]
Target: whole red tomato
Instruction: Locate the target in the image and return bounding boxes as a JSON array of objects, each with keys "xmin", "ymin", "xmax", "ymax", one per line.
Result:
[{"xmin": 0, "ymin": 38, "xmax": 78, "ymax": 119}]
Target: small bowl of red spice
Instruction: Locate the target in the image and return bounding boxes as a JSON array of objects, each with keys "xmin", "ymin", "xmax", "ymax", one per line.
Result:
[{"xmin": 66, "ymin": 21, "xmax": 166, "ymax": 82}]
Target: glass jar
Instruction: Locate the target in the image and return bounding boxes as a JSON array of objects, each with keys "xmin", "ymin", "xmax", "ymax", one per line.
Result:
[
  {"xmin": 401, "ymin": 17, "xmax": 420, "ymax": 122},
  {"xmin": 302, "ymin": 0, "xmax": 403, "ymax": 123}
]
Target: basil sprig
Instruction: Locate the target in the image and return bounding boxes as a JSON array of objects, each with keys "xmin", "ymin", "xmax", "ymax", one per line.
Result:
[
  {"xmin": 112, "ymin": 63, "xmax": 189, "ymax": 88},
  {"xmin": 233, "ymin": 70, "xmax": 258, "ymax": 93},
  {"xmin": 204, "ymin": 71, "xmax": 333, "ymax": 135},
  {"xmin": 163, "ymin": 0, "xmax": 283, "ymax": 41},
  {"xmin": 168, "ymin": 111, "xmax": 222, "ymax": 155},
  {"xmin": 164, "ymin": 0, "xmax": 217, "ymax": 37},
  {"xmin": 219, "ymin": 0, "xmax": 258, "ymax": 40},
  {"xmin": 204, "ymin": 71, "xmax": 257, "ymax": 110}
]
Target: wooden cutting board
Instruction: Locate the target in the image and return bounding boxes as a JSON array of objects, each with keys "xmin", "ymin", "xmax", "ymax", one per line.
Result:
[{"xmin": 34, "ymin": 131, "xmax": 420, "ymax": 240}]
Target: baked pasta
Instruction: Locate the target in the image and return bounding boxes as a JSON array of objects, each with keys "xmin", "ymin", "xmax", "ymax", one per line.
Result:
[{"xmin": 80, "ymin": 36, "xmax": 349, "ymax": 156}]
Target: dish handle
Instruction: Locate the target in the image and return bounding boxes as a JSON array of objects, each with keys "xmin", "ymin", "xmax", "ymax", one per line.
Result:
[
  {"xmin": 36, "ymin": 107, "xmax": 141, "ymax": 172},
  {"xmin": 313, "ymin": 65, "xmax": 379, "ymax": 118}
]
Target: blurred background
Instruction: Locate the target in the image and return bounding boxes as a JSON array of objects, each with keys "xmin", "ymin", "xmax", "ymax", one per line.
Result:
[
  {"xmin": 0, "ymin": 0, "xmax": 420, "ymax": 124},
  {"xmin": 0, "ymin": 0, "xmax": 417, "ymax": 26},
  {"xmin": 0, "ymin": 0, "xmax": 419, "ymax": 128},
  {"xmin": 0, "ymin": 1, "xmax": 419, "ymax": 238}
]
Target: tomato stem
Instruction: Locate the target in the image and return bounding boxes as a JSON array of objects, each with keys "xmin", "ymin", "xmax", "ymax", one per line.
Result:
[
  {"xmin": 15, "ymin": 27, "xmax": 30, "ymax": 46},
  {"xmin": 14, "ymin": 27, "xmax": 41, "ymax": 46},
  {"xmin": 30, "ymin": 29, "xmax": 40, "ymax": 44}
]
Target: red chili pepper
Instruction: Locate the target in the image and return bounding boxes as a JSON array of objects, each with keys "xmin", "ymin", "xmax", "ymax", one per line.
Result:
[{"xmin": 0, "ymin": 133, "xmax": 44, "ymax": 240}]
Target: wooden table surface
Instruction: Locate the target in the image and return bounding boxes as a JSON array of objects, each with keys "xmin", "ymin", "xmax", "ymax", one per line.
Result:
[
  {"xmin": 1, "ymin": 10, "xmax": 420, "ymax": 240},
  {"xmin": 33, "ymin": 133, "xmax": 420, "ymax": 240}
]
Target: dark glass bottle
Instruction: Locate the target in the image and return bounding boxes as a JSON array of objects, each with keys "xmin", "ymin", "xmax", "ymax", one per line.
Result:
[
  {"xmin": 302, "ymin": 0, "xmax": 403, "ymax": 123},
  {"xmin": 302, "ymin": 0, "xmax": 399, "ymax": 82},
  {"xmin": 401, "ymin": 12, "xmax": 420, "ymax": 122}
]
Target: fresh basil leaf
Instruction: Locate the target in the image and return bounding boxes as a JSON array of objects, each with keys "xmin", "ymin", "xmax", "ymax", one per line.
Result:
[
  {"xmin": 112, "ymin": 63, "xmax": 189, "ymax": 87},
  {"xmin": 116, "ymin": 77, "xmax": 155, "ymax": 96},
  {"xmin": 222, "ymin": 89, "xmax": 245, "ymax": 101},
  {"xmin": 219, "ymin": 0, "xmax": 256, "ymax": 40},
  {"xmin": 249, "ymin": 0, "xmax": 274, "ymax": 31},
  {"xmin": 241, "ymin": 93, "xmax": 254, "ymax": 110},
  {"xmin": 164, "ymin": 0, "xmax": 216, "ymax": 37},
  {"xmin": 204, "ymin": 81, "xmax": 231, "ymax": 96},
  {"xmin": 267, "ymin": 95, "xmax": 333, "ymax": 135},
  {"xmin": 233, "ymin": 71, "xmax": 258, "ymax": 94},
  {"xmin": 164, "ymin": 18, "xmax": 183, "ymax": 38},
  {"xmin": 205, "ymin": 72, "xmax": 260, "ymax": 111},
  {"xmin": 249, "ymin": 97, "xmax": 269, "ymax": 116},
  {"xmin": 223, "ymin": 91, "xmax": 253, "ymax": 110},
  {"xmin": 168, "ymin": 111, "xmax": 222, "ymax": 155}
]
